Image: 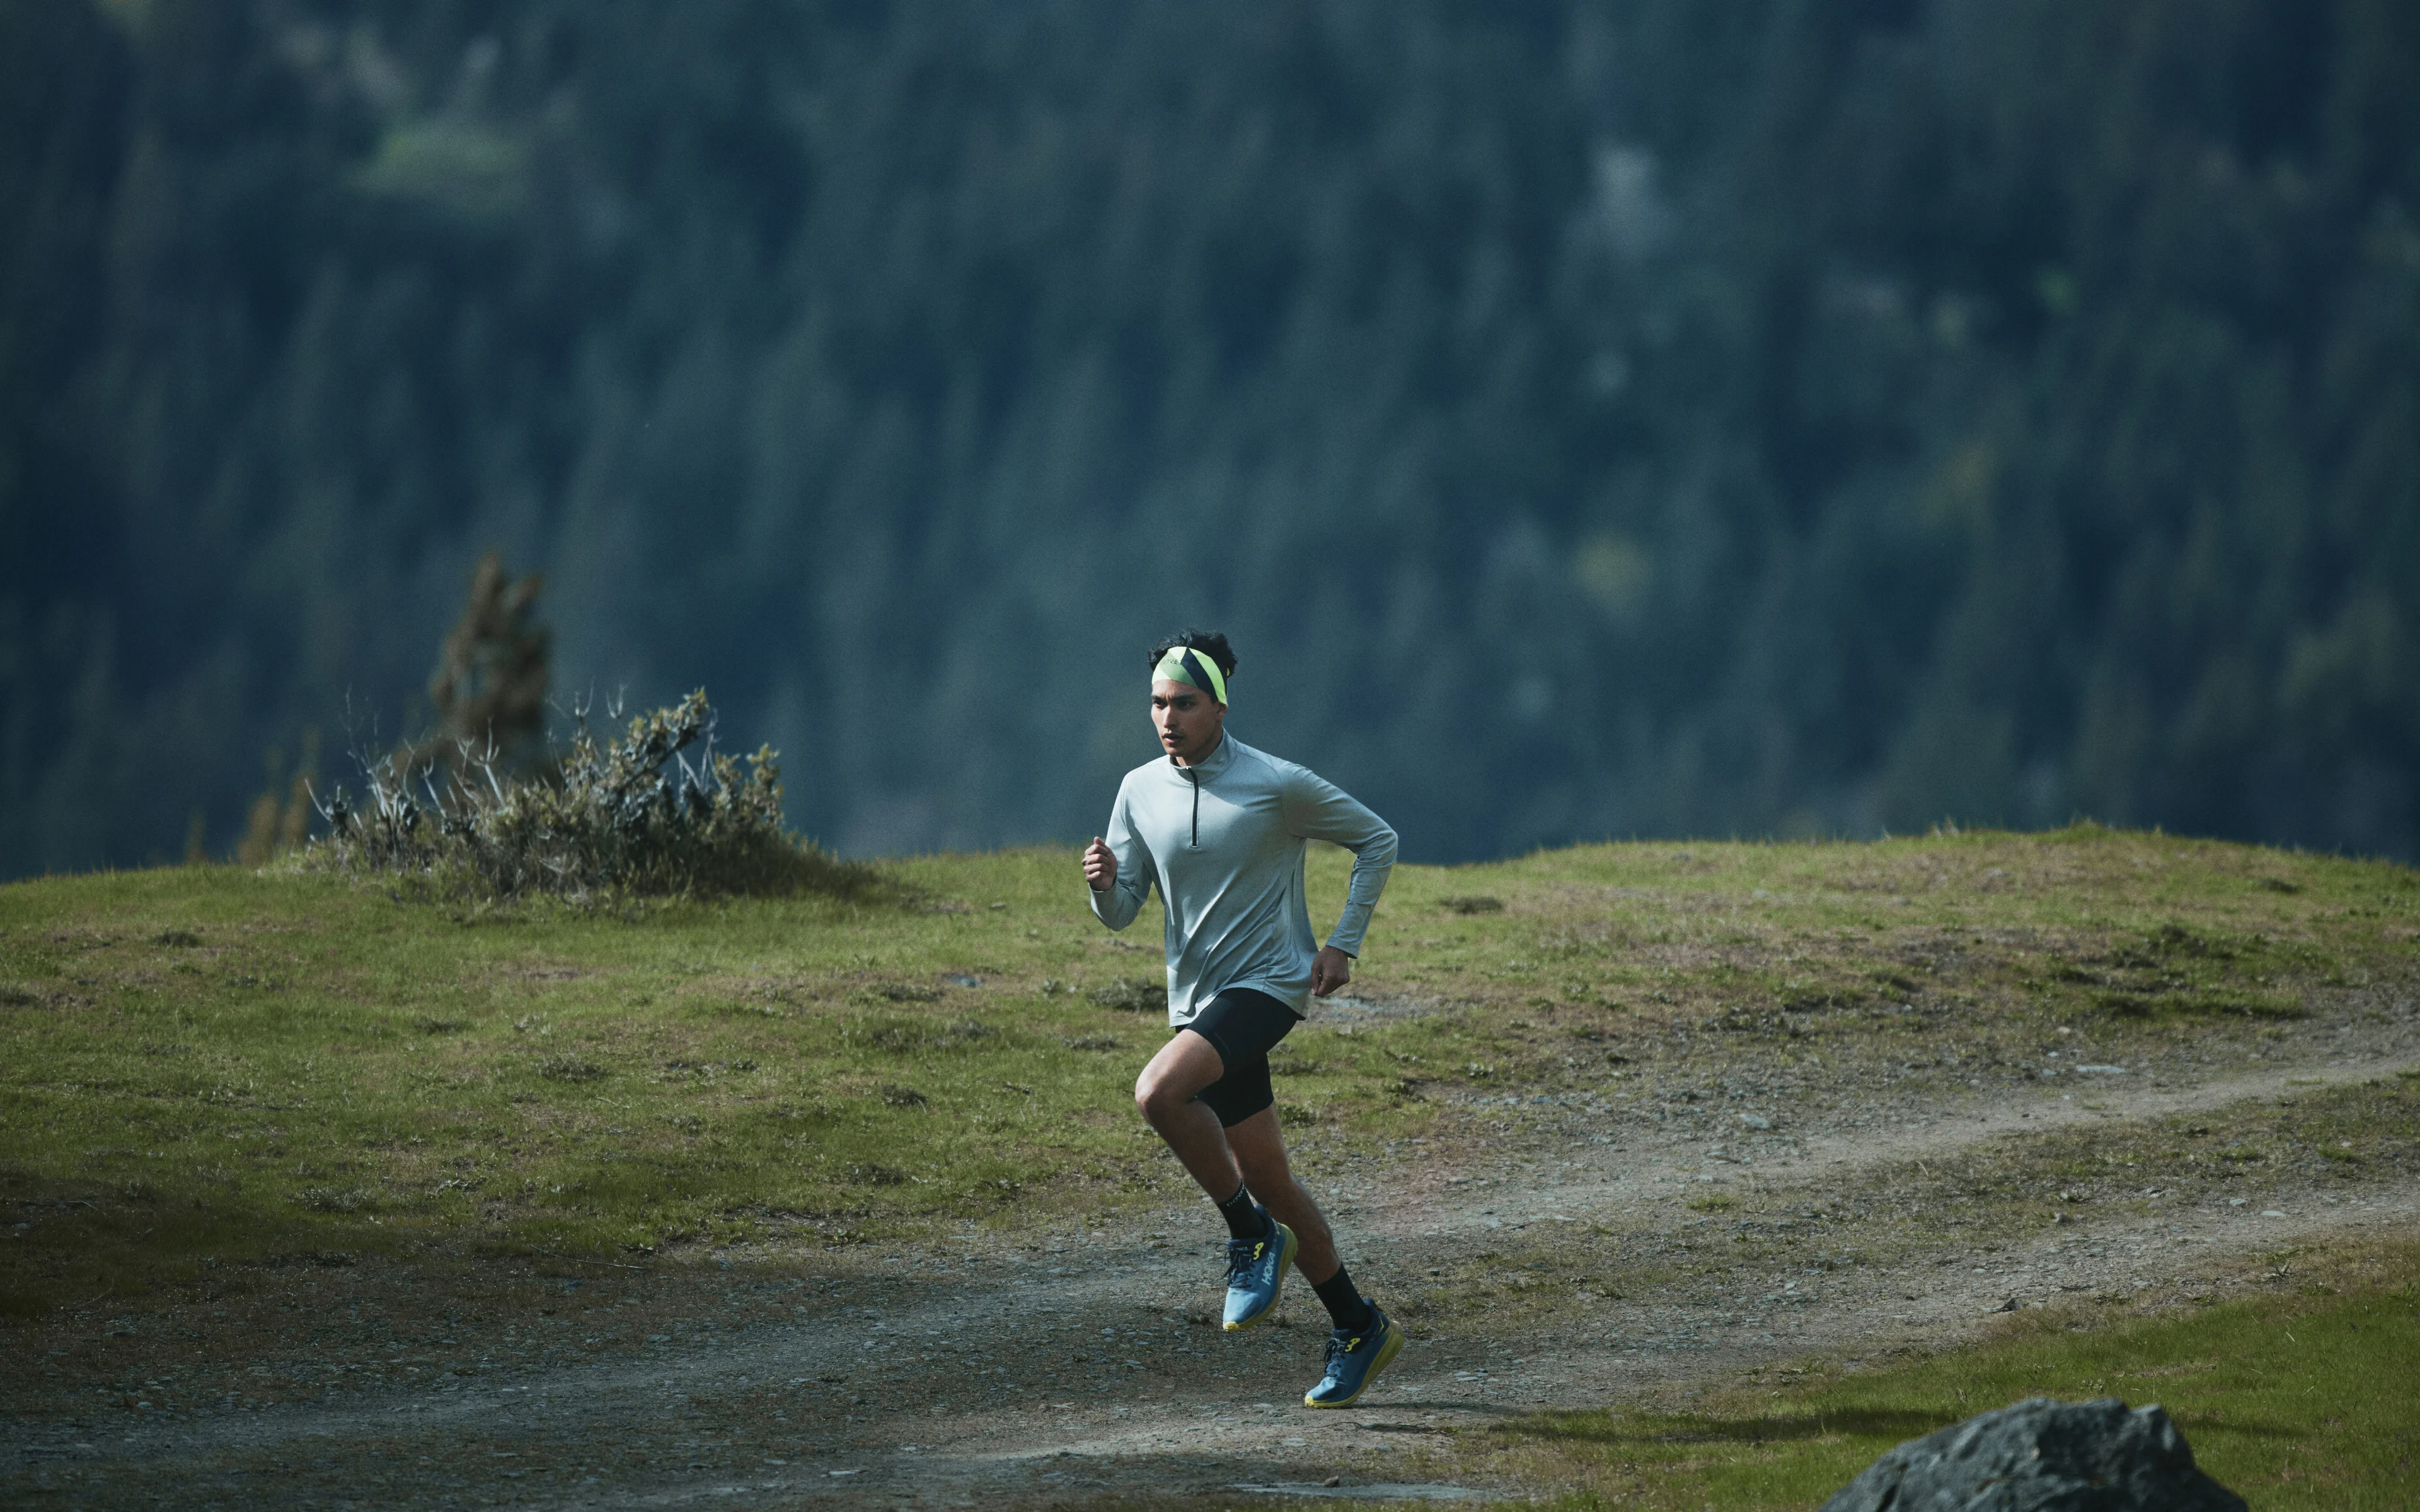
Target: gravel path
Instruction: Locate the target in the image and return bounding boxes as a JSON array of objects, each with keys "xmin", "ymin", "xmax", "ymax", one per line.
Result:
[{"xmin": 8, "ymin": 1028, "xmax": 2416, "ymax": 1508}]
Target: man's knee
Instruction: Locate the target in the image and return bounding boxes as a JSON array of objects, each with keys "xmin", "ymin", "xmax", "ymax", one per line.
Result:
[{"xmin": 1134, "ymin": 1067, "xmax": 1184, "ymax": 1123}]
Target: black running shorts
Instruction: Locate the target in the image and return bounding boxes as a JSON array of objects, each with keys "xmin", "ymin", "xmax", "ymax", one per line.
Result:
[{"xmin": 1178, "ymin": 986, "xmax": 1301, "ymax": 1127}]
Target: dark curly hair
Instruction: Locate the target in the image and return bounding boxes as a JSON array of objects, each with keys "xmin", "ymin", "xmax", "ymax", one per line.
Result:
[{"xmin": 1148, "ymin": 628, "xmax": 1236, "ymax": 679}]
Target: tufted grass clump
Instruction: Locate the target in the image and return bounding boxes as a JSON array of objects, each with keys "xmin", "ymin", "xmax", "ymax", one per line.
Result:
[{"xmin": 307, "ymin": 690, "xmax": 873, "ymax": 903}]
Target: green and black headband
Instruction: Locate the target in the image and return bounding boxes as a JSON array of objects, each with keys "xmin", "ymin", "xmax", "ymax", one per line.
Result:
[{"xmin": 1152, "ymin": 646, "xmax": 1228, "ymax": 705}]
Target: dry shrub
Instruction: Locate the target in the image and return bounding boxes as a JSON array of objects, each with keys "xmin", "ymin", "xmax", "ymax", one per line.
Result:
[{"xmin": 307, "ymin": 690, "xmax": 875, "ymax": 903}]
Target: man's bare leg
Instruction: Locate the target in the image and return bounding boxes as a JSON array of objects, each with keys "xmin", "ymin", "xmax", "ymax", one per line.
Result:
[
  {"xmin": 1136, "ymin": 1037, "xmax": 1344, "ymax": 1280},
  {"xmin": 1134, "ymin": 1030, "xmax": 1243, "ymax": 1196},
  {"xmin": 1225, "ymin": 1108, "xmax": 1340, "ymax": 1282}
]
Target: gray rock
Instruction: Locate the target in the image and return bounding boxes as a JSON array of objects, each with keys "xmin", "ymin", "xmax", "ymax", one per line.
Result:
[{"xmin": 1819, "ymin": 1397, "xmax": 2245, "ymax": 1512}]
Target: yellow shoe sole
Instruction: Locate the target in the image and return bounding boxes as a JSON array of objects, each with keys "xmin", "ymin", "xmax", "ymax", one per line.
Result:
[{"xmin": 1302, "ymin": 1322, "xmax": 1404, "ymax": 1408}]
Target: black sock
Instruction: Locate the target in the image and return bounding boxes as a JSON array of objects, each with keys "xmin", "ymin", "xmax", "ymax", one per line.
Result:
[
  {"xmin": 1214, "ymin": 1181, "xmax": 1267, "ymax": 1242},
  {"xmin": 1311, "ymin": 1264, "xmax": 1374, "ymax": 1332}
]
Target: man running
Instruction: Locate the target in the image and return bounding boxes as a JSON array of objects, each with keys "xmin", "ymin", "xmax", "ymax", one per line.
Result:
[{"xmin": 1083, "ymin": 629, "xmax": 1405, "ymax": 1407}]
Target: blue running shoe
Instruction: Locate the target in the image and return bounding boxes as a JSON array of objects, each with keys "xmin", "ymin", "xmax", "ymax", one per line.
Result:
[
  {"xmin": 1221, "ymin": 1213, "xmax": 1298, "ymax": 1331},
  {"xmin": 1302, "ymin": 1303, "xmax": 1403, "ymax": 1408}
]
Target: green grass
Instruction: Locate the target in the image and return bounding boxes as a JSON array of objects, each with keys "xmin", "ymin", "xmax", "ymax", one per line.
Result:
[
  {"xmin": 1478, "ymin": 1239, "xmax": 2420, "ymax": 1510},
  {"xmin": 1, "ymin": 825, "xmax": 2412, "ymax": 1310}
]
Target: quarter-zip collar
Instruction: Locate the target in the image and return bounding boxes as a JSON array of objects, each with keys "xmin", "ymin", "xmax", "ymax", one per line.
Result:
[
  {"xmin": 1168, "ymin": 733, "xmax": 1234, "ymax": 849},
  {"xmin": 1168, "ymin": 731, "xmax": 1235, "ymax": 779}
]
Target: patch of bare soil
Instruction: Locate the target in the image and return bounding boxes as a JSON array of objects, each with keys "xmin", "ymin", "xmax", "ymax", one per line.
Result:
[{"xmin": 6, "ymin": 994, "xmax": 2416, "ymax": 1508}]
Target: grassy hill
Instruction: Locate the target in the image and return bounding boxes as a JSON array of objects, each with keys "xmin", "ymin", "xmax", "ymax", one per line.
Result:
[{"xmin": 2, "ymin": 825, "xmax": 2413, "ymax": 1314}]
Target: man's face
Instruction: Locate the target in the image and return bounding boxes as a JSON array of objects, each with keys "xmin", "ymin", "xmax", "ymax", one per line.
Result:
[{"xmin": 1151, "ymin": 678, "xmax": 1226, "ymax": 765}]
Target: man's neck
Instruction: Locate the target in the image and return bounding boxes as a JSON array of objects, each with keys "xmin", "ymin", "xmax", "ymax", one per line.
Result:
[{"xmin": 1172, "ymin": 731, "xmax": 1225, "ymax": 768}]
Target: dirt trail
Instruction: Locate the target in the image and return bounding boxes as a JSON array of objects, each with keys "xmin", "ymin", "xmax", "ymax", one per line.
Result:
[{"xmin": 8, "ymin": 1033, "xmax": 2417, "ymax": 1508}]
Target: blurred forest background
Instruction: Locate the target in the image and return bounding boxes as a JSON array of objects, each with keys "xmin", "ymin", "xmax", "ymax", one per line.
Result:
[{"xmin": 3, "ymin": 0, "xmax": 2416, "ymax": 876}]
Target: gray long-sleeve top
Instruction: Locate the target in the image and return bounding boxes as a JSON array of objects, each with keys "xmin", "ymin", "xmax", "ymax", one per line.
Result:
[{"xmin": 1089, "ymin": 733, "xmax": 1398, "ymax": 1024}]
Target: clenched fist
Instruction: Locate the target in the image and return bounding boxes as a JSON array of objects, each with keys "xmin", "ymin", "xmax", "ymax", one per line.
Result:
[
  {"xmin": 1083, "ymin": 836, "xmax": 1117, "ymax": 893},
  {"xmin": 1311, "ymin": 944, "xmax": 1353, "ymax": 997}
]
